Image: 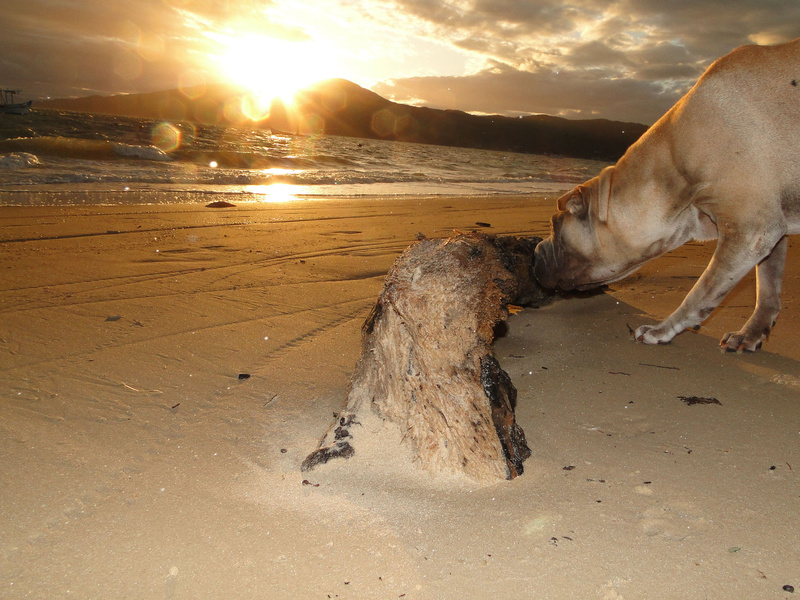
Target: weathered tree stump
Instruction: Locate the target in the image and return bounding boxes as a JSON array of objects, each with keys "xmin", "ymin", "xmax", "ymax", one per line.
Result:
[{"xmin": 302, "ymin": 232, "xmax": 552, "ymax": 484}]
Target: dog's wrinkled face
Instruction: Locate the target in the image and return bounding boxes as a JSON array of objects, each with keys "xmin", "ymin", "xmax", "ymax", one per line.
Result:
[{"xmin": 534, "ymin": 166, "xmax": 653, "ymax": 291}]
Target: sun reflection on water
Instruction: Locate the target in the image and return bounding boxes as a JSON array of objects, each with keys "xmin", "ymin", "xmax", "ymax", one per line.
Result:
[
  {"xmin": 247, "ymin": 183, "xmax": 301, "ymax": 202},
  {"xmin": 261, "ymin": 168, "xmax": 297, "ymax": 177}
]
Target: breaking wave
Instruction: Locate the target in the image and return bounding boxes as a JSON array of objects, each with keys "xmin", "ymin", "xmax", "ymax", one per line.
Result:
[{"xmin": 0, "ymin": 136, "xmax": 170, "ymax": 162}]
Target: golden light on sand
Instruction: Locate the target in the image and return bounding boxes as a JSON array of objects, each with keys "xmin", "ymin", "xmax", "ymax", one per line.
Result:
[{"xmin": 213, "ymin": 33, "xmax": 337, "ymax": 114}]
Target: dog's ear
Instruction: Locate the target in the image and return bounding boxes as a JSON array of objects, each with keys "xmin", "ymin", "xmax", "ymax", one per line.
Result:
[
  {"xmin": 556, "ymin": 186, "xmax": 589, "ymax": 217},
  {"xmin": 557, "ymin": 166, "xmax": 615, "ymax": 220}
]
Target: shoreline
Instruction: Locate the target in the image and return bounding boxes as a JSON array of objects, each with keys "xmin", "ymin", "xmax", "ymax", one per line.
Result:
[{"xmin": 2, "ymin": 195, "xmax": 798, "ymax": 599}]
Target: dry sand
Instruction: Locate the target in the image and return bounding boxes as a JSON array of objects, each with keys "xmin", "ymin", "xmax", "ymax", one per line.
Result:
[{"xmin": 1, "ymin": 194, "xmax": 798, "ymax": 599}]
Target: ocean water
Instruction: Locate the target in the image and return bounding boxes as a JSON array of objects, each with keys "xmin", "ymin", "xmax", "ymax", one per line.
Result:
[{"xmin": 0, "ymin": 110, "xmax": 610, "ymax": 205}]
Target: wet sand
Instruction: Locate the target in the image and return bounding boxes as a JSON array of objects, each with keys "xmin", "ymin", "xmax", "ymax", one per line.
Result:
[{"xmin": 1, "ymin": 195, "xmax": 798, "ymax": 599}]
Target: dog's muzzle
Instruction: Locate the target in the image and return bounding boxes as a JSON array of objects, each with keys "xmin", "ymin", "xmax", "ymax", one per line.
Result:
[{"xmin": 533, "ymin": 238, "xmax": 558, "ymax": 289}]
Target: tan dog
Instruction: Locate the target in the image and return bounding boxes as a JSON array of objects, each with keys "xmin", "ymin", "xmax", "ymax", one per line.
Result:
[{"xmin": 534, "ymin": 38, "xmax": 800, "ymax": 351}]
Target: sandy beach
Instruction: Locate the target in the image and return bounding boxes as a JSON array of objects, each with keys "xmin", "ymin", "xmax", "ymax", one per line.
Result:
[{"xmin": 1, "ymin": 194, "xmax": 798, "ymax": 599}]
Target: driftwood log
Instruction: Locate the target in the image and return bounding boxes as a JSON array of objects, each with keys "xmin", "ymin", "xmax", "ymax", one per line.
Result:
[{"xmin": 302, "ymin": 232, "xmax": 552, "ymax": 484}]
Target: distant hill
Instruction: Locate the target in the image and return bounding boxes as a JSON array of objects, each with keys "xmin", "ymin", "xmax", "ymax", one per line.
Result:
[
  {"xmin": 37, "ymin": 84, "xmax": 242, "ymax": 125},
  {"xmin": 38, "ymin": 79, "xmax": 648, "ymax": 161}
]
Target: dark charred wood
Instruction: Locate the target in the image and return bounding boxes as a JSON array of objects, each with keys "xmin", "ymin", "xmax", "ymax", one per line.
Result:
[{"xmin": 481, "ymin": 355, "xmax": 531, "ymax": 479}]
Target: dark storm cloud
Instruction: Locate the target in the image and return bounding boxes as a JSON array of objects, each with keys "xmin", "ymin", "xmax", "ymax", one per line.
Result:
[{"xmin": 379, "ymin": 0, "xmax": 800, "ymax": 123}]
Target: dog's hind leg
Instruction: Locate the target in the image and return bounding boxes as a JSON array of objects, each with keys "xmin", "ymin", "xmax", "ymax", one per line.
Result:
[{"xmin": 720, "ymin": 235, "xmax": 788, "ymax": 352}]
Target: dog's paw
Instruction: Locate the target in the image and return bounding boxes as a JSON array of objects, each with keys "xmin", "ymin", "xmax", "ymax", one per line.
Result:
[
  {"xmin": 634, "ymin": 324, "xmax": 674, "ymax": 345},
  {"xmin": 720, "ymin": 330, "xmax": 764, "ymax": 353}
]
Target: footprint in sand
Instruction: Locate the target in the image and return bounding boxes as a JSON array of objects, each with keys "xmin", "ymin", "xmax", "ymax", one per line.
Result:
[
  {"xmin": 772, "ymin": 373, "xmax": 800, "ymax": 390},
  {"xmin": 638, "ymin": 501, "xmax": 709, "ymax": 540}
]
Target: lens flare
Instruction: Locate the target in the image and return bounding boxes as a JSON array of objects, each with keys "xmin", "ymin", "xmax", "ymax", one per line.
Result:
[
  {"xmin": 151, "ymin": 122, "xmax": 181, "ymax": 152},
  {"xmin": 240, "ymin": 93, "xmax": 272, "ymax": 121}
]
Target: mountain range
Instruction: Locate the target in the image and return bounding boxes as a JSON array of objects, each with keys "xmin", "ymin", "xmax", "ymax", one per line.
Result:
[{"xmin": 38, "ymin": 78, "xmax": 649, "ymax": 161}]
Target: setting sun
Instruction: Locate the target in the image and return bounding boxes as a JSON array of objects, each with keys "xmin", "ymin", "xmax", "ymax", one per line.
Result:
[{"xmin": 212, "ymin": 33, "xmax": 338, "ymax": 108}]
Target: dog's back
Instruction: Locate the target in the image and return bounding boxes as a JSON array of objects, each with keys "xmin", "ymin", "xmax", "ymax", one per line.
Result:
[{"xmin": 662, "ymin": 38, "xmax": 800, "ymax": 233}]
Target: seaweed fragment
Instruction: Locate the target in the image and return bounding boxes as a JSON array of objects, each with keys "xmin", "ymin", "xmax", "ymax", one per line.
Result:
[{"xmin": 678, "ymin": 395, "xmax": 721, "ymax": 406}]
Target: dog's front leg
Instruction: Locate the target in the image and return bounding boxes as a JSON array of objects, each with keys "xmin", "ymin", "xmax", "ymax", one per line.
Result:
[
  {"xmin": 634, "ymin": 228, "xmax": 780, "ymax": 345},
  {"xmin": 720, "ymin": 235, "xmax": 787, "ymax": 352}
]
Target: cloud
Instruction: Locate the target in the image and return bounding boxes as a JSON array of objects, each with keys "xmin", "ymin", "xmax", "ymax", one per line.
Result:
[
  {"xmin": 374, "ymin": 62, "xmax": 676, "ymax": 124},
  {"xmin": 0, "ymin": 1, "xmax": 206, "ymax": 97},
  {"xmin": 564, "ymin": 40, "xmax": 634, "ymax": 69},
  {"xmin": 371, "ymin": 0, "xmax": 800, "ymax": 123},
  {"xmin": 0, "ymin": 0, "xmax": 304, "ymax": 99},
  {"xmin": 2, "ymin": 0, "xmax": 799, "ymax": 123}
]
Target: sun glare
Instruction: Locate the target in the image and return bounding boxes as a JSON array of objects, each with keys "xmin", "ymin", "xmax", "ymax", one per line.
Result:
[
  {"xmin": 213, "ymin": 34, "xmax": 336, "ymax": 109},
  {"xmin": 247, "ymin": 183, "xmax": 302, "ymax": 202}
]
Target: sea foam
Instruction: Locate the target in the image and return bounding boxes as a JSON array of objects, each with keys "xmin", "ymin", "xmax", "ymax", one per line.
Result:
[
  {"xmin": 112, "ymin": 143, "xmax": 171, "ymax": 161},
  {"xmin": 0, "ymin": 152, "xmax": 41, "ymax": 169}
]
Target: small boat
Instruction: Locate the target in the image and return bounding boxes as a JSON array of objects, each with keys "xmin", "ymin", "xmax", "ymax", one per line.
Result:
[{"xmin": 0, "ymin": 89, "xmax": 33, "ymax": 115}]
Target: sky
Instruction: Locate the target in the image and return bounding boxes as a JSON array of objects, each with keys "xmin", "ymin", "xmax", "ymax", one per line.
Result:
[{"xmin": 2, "ymin": 0, "xmax": 800, "ymax": 124}]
